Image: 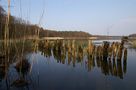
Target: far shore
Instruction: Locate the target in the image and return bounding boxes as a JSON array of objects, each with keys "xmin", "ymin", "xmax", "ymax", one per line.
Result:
[{"xmin": 0, "ymin": 36, "xmax": 124, "ymax": 41}]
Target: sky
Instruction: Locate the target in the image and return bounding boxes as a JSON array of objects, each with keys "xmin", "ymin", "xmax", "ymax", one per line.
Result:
[{"xmin": 1, "ymin": 0, "xmax": 136, "ymax": 36}]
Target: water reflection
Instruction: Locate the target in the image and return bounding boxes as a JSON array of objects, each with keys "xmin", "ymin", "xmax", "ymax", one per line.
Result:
[
  {"xmin": 39, "ymin": 40, "xmax": 128, "ymax": 79},
  {"xmin": 0, "ymin": 40, "xmax": 129, "ymax": 89},
  {"xmin": 0, "ymin": 41, "xmax": 33, "ymax": 89},
  {"xmin": 11, "ymin": 58, "xmax": 30, "ymax": 87}
]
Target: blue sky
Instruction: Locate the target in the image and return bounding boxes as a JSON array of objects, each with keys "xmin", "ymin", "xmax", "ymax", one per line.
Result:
[{"xmin": 1, "ymin": 0, "xmax": 136, "ymax": 35}]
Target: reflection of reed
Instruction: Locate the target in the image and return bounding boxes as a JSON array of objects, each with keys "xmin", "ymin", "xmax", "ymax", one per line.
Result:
[
  {"xmin": 38, "ymin": 40, "xmax": 128, "ymax": 79},
  {"xmin": 39, "ymin": 40, "xmax": 52, "ymax": 57},
  {"xmin": 87, "ymin": 40, "xmax": 127, "ymax": 79},
  {"xmin": 15, "ymin": 58, "xmax": 30, "ymax": 76},
  {"xmin": 123, "ymin": 48, "xmax": 127, "ymax": 74},
  {"xmin": 11, "ymin": 58, "xmax": 31, "ymax": 87},
  {"xmin": 88, "ymin": 57, "xmax": 127, "ymax": 79},
  {"xmin": 0, "ymin": 40, "xmax": 34, "ymax": 89},
  {"xmin": 0, "ymin": 64, "xmax": 6, "ymax": 82},
  {"xmin": 77, "ymin": 45, "xmax": 83, "ymax": 62},
  {"xmin": 0, "ymin": 39, "xmax": 119, "ymax": 89}
]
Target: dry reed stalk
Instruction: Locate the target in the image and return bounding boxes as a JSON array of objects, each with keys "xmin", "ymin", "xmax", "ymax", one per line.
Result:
[
  {"xmin": 2, "ymin": 0, "xmax": 10, "ymax": 83},
  {"xmin": 4, "ymin": 0, "xmax": 10, "ymax": 52},
  {"xmin": 29, "ymin": 0, "xmax": 45, "ymax": 75}
]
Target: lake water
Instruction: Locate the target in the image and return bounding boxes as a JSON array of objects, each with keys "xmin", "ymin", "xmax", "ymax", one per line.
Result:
[{"xmin": 0, "ymin": 40, "xmax": 136, "ymax": 90}]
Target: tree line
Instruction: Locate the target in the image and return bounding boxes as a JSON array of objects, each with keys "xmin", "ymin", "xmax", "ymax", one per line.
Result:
[
  {"xmin": 0, "ymin": 5, "xmax": 91, "ymax": 39},
  {"xmin": 129, "ymin": 34, "xmax": 136, "ymax": 37}
]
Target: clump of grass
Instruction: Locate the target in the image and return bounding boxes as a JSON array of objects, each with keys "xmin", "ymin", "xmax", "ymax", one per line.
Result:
[{"xmin": 131, "ymin": 40, "xmax": 136, "ymax": 48}]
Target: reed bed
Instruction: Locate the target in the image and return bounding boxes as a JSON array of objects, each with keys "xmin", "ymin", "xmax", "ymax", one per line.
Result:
[{"xmin": 131, "ymin": 40, "xmax": 136, "ymax": 48}]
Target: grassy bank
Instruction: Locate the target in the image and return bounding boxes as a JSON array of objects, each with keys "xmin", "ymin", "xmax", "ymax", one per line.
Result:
[{"xmin": 130, "ymin": 40, "xmax": 136, "ymax": 48}]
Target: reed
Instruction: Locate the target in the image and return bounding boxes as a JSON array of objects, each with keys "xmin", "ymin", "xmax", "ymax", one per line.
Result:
[{"xmin": 131, "ymin": 40, "xmax": 136, "ymax": 48}]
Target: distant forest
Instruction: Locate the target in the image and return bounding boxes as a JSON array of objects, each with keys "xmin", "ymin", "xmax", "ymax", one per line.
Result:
[
  {"xmin": 129, "ymin": 34, "xmax": 136, "ymax": 37},
  {"xmin": 0, "ymin": 5, "xmax": 91, "ymax": 39}
]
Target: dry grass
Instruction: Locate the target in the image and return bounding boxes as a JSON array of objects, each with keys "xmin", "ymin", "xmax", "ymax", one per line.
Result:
[{"xmin": 131, "ymin": 40, "xmax": 136, "ymax": 48}]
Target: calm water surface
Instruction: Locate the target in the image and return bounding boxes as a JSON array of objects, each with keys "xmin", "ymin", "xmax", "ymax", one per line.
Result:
[{"xmin": 0, "ymin": 40, "xmax": 136, "ymax": 90}]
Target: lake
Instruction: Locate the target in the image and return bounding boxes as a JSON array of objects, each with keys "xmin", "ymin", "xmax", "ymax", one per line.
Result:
[{"xmin": 0, "ymin": 40, "xmax": 136, "ymax": 90}]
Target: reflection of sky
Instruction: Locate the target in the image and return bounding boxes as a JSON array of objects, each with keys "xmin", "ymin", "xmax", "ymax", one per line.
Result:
[
  {"xmin": 1, "ymin": 0, "xmax": 136, "ymax": 35},
  {"xmin": 26, "ymin": 47, "xmax": 136, "ymax": 90},
  {"xmin": 123, "ymin": 49, "xmax": 136, "ymax": 90},
  {"xmin": 1, "ymin": 40, "xmax": 135, "ymax": 90}
]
